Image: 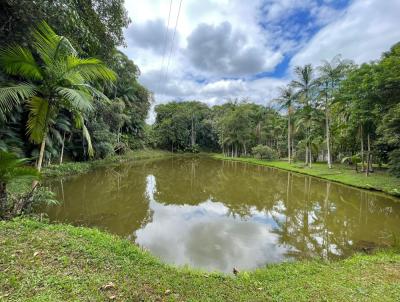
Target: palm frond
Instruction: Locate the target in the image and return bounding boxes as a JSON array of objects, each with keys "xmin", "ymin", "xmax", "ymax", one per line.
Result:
[
  {"xmin": 0, "ymin": 46, "xmax": 43, "ymax": 80},
  {"xmin": 0, "ymin": 83, "xmax": 36, "ymax": 112},
  {"xmin": 56, "ymin": 87, "xmax": 93, "ymax": 112},
  {"xmin": 82, "ymin": 123, "xmax": 94, "ymax": 157},
  {"xmin": 27, "ymin": 96, "xmax": 49, "ymax": 143},
  {"xmin": 32, "ymin": 21, "xmax": 63, "ymax": 65},
  {"xmin": 49, "ymin": 128, "xmax": 63, "ymax": 145},
  {"xmin": 64, "ymin": 56, "xmax": 117, "ymax": 82},
  {"xmin": 72, "ymin": 84, "xmax": 110, "ymax": 102},
  {"xmin": 73, "ymin": 112, "xmax": 94, "ymax": 157}
]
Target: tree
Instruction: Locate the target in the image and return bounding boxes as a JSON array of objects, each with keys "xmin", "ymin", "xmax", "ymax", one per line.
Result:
[
  {"xmin": 0, "ymin": 0, "xmax": 130, "ymax": 61},
  {"xmin": 0, "ymin": 22, "xmax": 116, "ymax": 172},
  {"xmin": 318, "ymin": 55, "xmax": 351, "ymax": 168},
  {"xmin": 0, "ymin": 151, "xmax": 39, "ymax": 216},
  {"xmin": 275, "ymin": 86, "xmax": 296, "ymax": 163},
  {"xmin": 291, "ymin": 64, "xmax": 319, "ymax": 167}
]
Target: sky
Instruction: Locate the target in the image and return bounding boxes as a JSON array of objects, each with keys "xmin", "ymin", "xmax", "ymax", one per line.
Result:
[{"xmin": 122, "ymin": 0, "xmax": 400, "ymax": 122}]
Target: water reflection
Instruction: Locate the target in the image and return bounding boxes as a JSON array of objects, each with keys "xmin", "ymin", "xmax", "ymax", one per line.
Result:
[
  {"xmin": 135, "ymin": 175, "xmax": 291, "ymax": 272},
  {"xmin": 41, "ymin": 156, "xmax": 400, "ymax": 272}
]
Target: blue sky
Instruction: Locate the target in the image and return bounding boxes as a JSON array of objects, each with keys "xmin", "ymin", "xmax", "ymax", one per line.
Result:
[{"xmin": 121, "ymin": 0, "xmax": 400, "ymax": 122}]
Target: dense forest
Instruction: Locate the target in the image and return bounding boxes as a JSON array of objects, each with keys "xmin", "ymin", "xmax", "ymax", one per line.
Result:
[
  {"xmin": 0, "ymin": 0, "xmax": 399, "ymax": 179},
  {"xmin": 152, "ymin": 46, "xmax": 400, "ymax": 177},
  {"xmin": 0, "ymin": 0, "xmax": 152, "ymax": 168}
]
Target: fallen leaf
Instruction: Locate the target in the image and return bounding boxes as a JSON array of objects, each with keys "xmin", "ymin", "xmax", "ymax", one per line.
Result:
[
  {"xmin": 108, "ymin": 295, "xmax": 116, "ymax": 300},
  {"xmin": 100, "ymin": 282, "xmax": 116, "ymax": 291},
  {"xmin": 33, "ymin": 251, "xmax": 40, "ymax": 257},
  {"xmin": 165, "ymin": 289, "xmax": 171, "ymax": 295}
]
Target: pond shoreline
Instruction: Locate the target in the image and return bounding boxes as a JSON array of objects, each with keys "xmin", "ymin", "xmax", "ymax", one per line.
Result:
[
  {"xmin": 213, "ymin": 154, "xmax": 400, "ymax": 198},
  {"xmin": 8, "ymin": 149, "xmax": 174, "ymax": 196},
  {"xmin": 1, "ymin": 218, "xmax": 399, "ymax": 301},
  {"xmin": 42, "ymin": 149, "xmax": 175, "ymax": 178},
  {"xmin": 3, "ymin": 152, "xmax": 400, "ymax": 300}
]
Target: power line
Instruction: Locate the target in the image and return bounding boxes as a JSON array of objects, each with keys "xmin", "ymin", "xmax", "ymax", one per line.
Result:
[
  {"xmin": 160, "ymin": 0, "xmax": 173, "ymax": 70},
  {"xmin": 165, "ymin": 0, "xmax": 183, "ymax": 81}
]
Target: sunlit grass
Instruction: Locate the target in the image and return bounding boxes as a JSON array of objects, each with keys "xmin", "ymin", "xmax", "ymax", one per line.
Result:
[
  {"xmin": 0, "ymin": 219, "xmax": 399, "ymax": 301},
  {"xmin": 213, "ymin": 155, "xmax": 400, "ymax": 197}
]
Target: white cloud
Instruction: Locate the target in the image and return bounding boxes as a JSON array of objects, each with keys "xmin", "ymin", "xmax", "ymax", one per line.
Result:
[
  {"xmin": 291, "ymin": 0, "xmax": 400, "ymax": 67},
  {"xmin": 121, "ymin": 0, "xmax": 400, "ymax": 123}
]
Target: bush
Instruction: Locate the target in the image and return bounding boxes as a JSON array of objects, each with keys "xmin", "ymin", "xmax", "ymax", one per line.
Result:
[
  {"xmin": 251, "ymin": 145, "xmax": 278, "ymax": 160},
  {"xmin": 389, "ymin": 149, "xmax": 400, "ymax": 177},
  {"xmin": 184, "ymin": 144, "xmax": 200, "ymax": 153}
]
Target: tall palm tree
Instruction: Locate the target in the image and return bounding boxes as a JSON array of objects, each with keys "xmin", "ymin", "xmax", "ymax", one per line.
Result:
[
  {"xmin": 0, "ymin": 21, "xmax": 116, "ymax": 172},
  {"xmin": 318, "ymin": 55, "xmax": 350, "ymax": 168},
  {"xmin": 275, "ymin": 86, "xmax": 296, "ymax": 163},
  {"xmin": 291, "ymin": 64, "xmax": 318, "ymax": 167}
]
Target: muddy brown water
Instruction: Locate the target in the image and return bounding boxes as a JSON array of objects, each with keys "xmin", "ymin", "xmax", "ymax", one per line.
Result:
[{"xmin": 39, "ymin": 155, "xmax": 400, "ymax": 272}]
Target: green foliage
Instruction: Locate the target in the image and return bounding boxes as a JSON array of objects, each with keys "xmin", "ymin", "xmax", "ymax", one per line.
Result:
[
  {"xmin": 0, "ymin": 151, "xmax": 39, "ymax": 185},
  {"xmin": 1, "ymin": 219, "xmax": 400, "ymax": 301},
  {"xmin": 154, "ymin": 101, "xmax": 215, "ymax": 152},
  {"xmin": 388, "ymin": 150, "xmax": 400, "ymax": 177},
  {"xmin": 0, "ymin": 22, "xmax": 116, "ymax": 164},
  {"xmin": 0, "ymin": 151, "xmax": 39, "ymax": 215},
  {"xmin": 0, "ymin": 0, "xmax": 130, "ymax": 61},
  {"xmin": 251, "ymin": 145, "xmax": 278, "ymax": 160}
]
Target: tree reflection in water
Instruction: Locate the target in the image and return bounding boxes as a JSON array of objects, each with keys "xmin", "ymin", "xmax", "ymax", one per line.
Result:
[{"xmin": 41, "ymin": 156, "xmax": 400, "ymax": 272}]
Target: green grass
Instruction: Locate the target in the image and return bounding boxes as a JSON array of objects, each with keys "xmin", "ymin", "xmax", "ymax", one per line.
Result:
[
  {"xmin": 42, "ymin": 149, "xmax": 173, "ymax": 178},
  {"xmin": 213, "ymin": 155, "xmax": 400, "ymax": 197},
  {"xmin": 0, "ymin": 219, "xmax": 399, "ymax": 301},
  {"xmin": 8, "ymin": 149, "xmax": 173, "ymax": 195}
]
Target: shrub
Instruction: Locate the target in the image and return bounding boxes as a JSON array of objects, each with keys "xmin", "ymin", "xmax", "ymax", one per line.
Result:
[
  {"xmin": 251, "ymin": 145, "xmax": 278, "ymax": 160},
  {"xmin": 184, "ymin": 144, "xmax": 200, "ymax": 153},
  {"xmin": 389, "ymin": 149, "xmax": 400, "ymax": 177}
]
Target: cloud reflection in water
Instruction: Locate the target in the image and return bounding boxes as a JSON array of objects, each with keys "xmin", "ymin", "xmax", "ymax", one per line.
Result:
[{"xmin": 135, "ymin": 175, "xmax": 292, "ymax": 272}]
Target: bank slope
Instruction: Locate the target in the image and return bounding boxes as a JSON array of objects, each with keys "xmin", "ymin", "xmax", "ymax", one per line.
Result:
[
  {"xmin": 213, "ymin": 155, "xmax": 400, "ymax": 198},
  {"xmin": 1, "ymin": 219, "xmax": 399, "ymax": 301}
]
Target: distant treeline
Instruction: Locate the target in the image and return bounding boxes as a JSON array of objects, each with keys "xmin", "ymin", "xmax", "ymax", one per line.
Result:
[{"xmin": 151, "ymin": 43, "xmax": 400, "ymax": 176}]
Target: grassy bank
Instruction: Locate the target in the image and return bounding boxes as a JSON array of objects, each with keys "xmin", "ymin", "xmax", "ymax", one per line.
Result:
[
  {"xmin": 8, "ymin": 149, "xmax": 172, "ymax": 196},
  {"xmin": 42, "ymin": 149, "xmax": 173, "ymax": 178},
  {"xmin": 0, "ymin": 219, "xmax": 399, "ymax": 301},
  {"xmin": 213, "ymin": 155, "xmax": 400, "ymax": 197}
]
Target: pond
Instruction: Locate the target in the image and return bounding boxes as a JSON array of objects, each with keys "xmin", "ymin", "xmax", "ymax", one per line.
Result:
[{"xmin": 39, "ymin": 155, "xmax": 400, "ymax": 273}]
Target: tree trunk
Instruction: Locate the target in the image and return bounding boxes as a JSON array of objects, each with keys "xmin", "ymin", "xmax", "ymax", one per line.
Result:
[
  {"xmin": 366, "ymin": 133, "xmax": 371, "ymax": 176},
  {"xmin": 0, "ymin": 181, "xmax": 7, "ymax": 215},
  {"xmin": 305, "ymin": 146, "xmax": 309, "ymax": 165},
  {"xmin": 292, "ymin": 138, "xmax": 295, "ymax": 161},
  {"xmin": 326, "ymin": 104, "xmax": 332, "ymax": 169},
  {"xmin": 32, "ymin": 135, "xmax": 46, "ymax": 188},
  {"xmin": 288, "ymin": 112, "xmax": 291, "ymax": 163},
  {"xmin": 360, "ymin": 124, "xmax": 364, "ymax": 172},
  {"xmin": 308, "ymin": 144, "xmax": 312, "ymax": 168},
  {"xmin": 59, "ymin": 132, "xmax": 66, "ymax": 165},
  {"xmin": 191, "ymin": 114, "xmax": 195, "ymax": 147},
  {"xmin": 36, "ymin": 135, "xmax": 46, "ymax": 172}
]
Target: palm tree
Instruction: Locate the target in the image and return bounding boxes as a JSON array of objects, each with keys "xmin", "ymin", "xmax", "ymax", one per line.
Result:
[
  {"xmin": 291, "ymin": 65, "xmax": 318, "ymax": 167},
  {"xmin": 0, "ymin": 21, "xmax": 116, "ymax": 172},
  {"xmin": 318, "ymin": 55, "xmax": 350, "ymax": 168},
  {"xmin": 0, "ymin": 151, "xmax": 39, "ymax": 216},
  {"xmin": 275, "ymin": 86, "xmax": 296, "ymax": 163}
]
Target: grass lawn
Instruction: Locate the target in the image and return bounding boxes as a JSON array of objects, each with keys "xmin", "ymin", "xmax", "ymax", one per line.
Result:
[
  {"xmin": 7, "ymin": 149, "xmax": 173, "ymax": 196},
  {"xmin": 213, "ymin": 155, "xmax": 400, "ymax": 197},
  {"xmin": 1, "ymin": 219, "xmax": 399, "ymax": 301}
]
